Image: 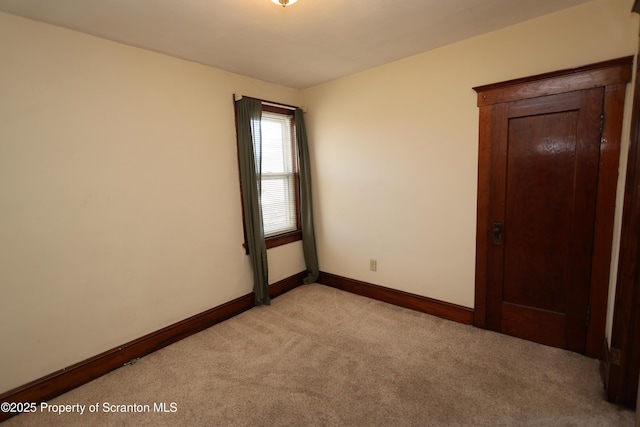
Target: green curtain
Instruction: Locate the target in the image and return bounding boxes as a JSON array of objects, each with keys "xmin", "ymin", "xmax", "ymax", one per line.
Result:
[
  {"xmin": 295, "ymin": 108, "xmax": 320, "ymax": 284},
  {"xmin": 235, "ymin": 98, "xmax": 270, "ymax": 305}
]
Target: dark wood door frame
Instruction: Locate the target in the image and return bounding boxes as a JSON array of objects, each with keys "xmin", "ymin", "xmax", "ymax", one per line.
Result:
[
  {"xmin": 473, "ymin": 57, "xmax": 633, "ymax": 359},
  {"xmin": 605, "ymin": 4, "xmax": 640, "ymax": 405}
]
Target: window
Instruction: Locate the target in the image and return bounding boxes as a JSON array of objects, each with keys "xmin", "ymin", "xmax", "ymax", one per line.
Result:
[
  {"xmin": 236, "ymin": 102, "xmax": 301, "ymax": 251},
  {"xmin": 261, "ymin": 110, "xmax": 298, "ymax": 237}
]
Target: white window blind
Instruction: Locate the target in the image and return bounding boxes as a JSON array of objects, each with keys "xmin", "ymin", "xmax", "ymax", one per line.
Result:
[{"xmin": 260, "ymin": 112, "xmax": 297, "ymax": 237}]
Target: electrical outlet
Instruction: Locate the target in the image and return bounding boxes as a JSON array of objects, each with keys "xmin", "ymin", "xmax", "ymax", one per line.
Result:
[{"xmin": 369, "ymin": 259, "xmax": 377, "ymax": 272}]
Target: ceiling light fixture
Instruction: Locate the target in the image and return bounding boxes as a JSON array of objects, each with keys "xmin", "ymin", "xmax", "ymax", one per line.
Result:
[{"xmin": 271, "ymin": 0, "xmax": 298, "ymax": 7}]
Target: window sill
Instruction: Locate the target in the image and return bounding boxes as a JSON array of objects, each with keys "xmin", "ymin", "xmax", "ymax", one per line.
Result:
[{"xmin": 266, "ymin": 230, "xmax": 302, "ymax": 249}]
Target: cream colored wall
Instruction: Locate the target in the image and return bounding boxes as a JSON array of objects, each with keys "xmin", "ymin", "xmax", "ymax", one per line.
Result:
[
  {"xmin": 0, "ymin": 12, "xmax": 305, "ymax": 393},
  {"xmin": 2, "ymin": 0, "xmax": 637, "ymax": 396},
  {"xmin": 302, "ymin": 0, "xmax": 638, "ymax": 309}
]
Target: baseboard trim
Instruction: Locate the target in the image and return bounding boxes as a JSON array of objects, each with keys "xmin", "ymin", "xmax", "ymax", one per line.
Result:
[
  {"xmin": 318, "ymin": 272, "xmax": 474, "ymax": 325},
  {"xmin": 601, "ymin": 338, "xmax": 611, "ymax": 392},
  {"xmin": 0, "ymin": 271, "xmax": 306, "ymax": 422},
  {"xmin": 600, "ymin": 337, "xmax": 631, "ymax": 406},
  {"xmin": 270, "ymin": 271, "xmax": 308, "ymax": 299}
]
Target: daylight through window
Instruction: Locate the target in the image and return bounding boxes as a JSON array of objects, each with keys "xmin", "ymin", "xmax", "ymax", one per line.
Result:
[{"xmin": 260, "ymin": 111, "xmax": 298, "ymax": 237}]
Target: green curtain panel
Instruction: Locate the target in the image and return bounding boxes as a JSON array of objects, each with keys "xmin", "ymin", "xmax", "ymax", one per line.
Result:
[
  {"xmin": 235, "ymin": 98, "xmax": 270, "ymax": 305},
  {"xmin": 295, "ymin": 108, "xmax": 320, "ymax": 284}
]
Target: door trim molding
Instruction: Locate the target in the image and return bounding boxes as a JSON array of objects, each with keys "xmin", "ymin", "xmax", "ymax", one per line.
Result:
[
  {"xmin": 472, "ymin": 57, "xmax": 632, "ymax": 358},
  {"xmin": 473, "ymin": 57, "xmax": 632, "ymax": 106},
  {"xmin": 607, "ymin": 42, "xmax": 640, "ymax": 407}
]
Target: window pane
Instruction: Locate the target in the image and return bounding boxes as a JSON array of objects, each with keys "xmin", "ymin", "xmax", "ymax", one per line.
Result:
[
  {"xmin": 259, "ymin": 110, "xmax": 297, "ymax": 238},
  {"xmin": 262, "ymin": 119, "xmax": 284, "ymax": 173},
  {"xmin": 261, "ymin": 175, "xmax": 296, "ymax": 236},
  {"xmin": 261, "ymin": 113, "xmax": 292, "ymax": 174}
]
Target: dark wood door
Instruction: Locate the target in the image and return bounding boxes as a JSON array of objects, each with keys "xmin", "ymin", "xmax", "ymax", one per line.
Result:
[
  {"xmin": 485, "ymin": 88, "xmax": 604, "ymax": 353},
  {"xmin": 474, "ymin": 58, "xmax": 632, "ymax": 359}
]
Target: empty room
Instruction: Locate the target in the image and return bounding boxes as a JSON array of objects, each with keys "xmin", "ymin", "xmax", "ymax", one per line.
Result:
[{"xmin": 1, "ymin": 0, "xmax": 640, "ymax": 425}]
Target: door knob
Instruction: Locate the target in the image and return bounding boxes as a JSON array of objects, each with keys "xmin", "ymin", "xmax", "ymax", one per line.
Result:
[{"xmin": 492, "ymin": 222, "xmax": 503, "ymax": 245}]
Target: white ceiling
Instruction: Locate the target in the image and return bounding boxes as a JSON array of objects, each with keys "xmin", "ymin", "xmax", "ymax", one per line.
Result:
[{"xmin": 0, "ymin": 0, "xmax": 591, "ymax": 89}]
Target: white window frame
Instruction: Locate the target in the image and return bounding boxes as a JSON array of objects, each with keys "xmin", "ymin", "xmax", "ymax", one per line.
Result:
[{"xmin": 260, "ymin": 111, "xmax": 298, "ymax": 238}]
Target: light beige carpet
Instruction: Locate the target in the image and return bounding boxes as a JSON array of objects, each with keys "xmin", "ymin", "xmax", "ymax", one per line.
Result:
[{"xmin": 4, "ymin": 284, "xmax": 634, "ymax": 426}]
